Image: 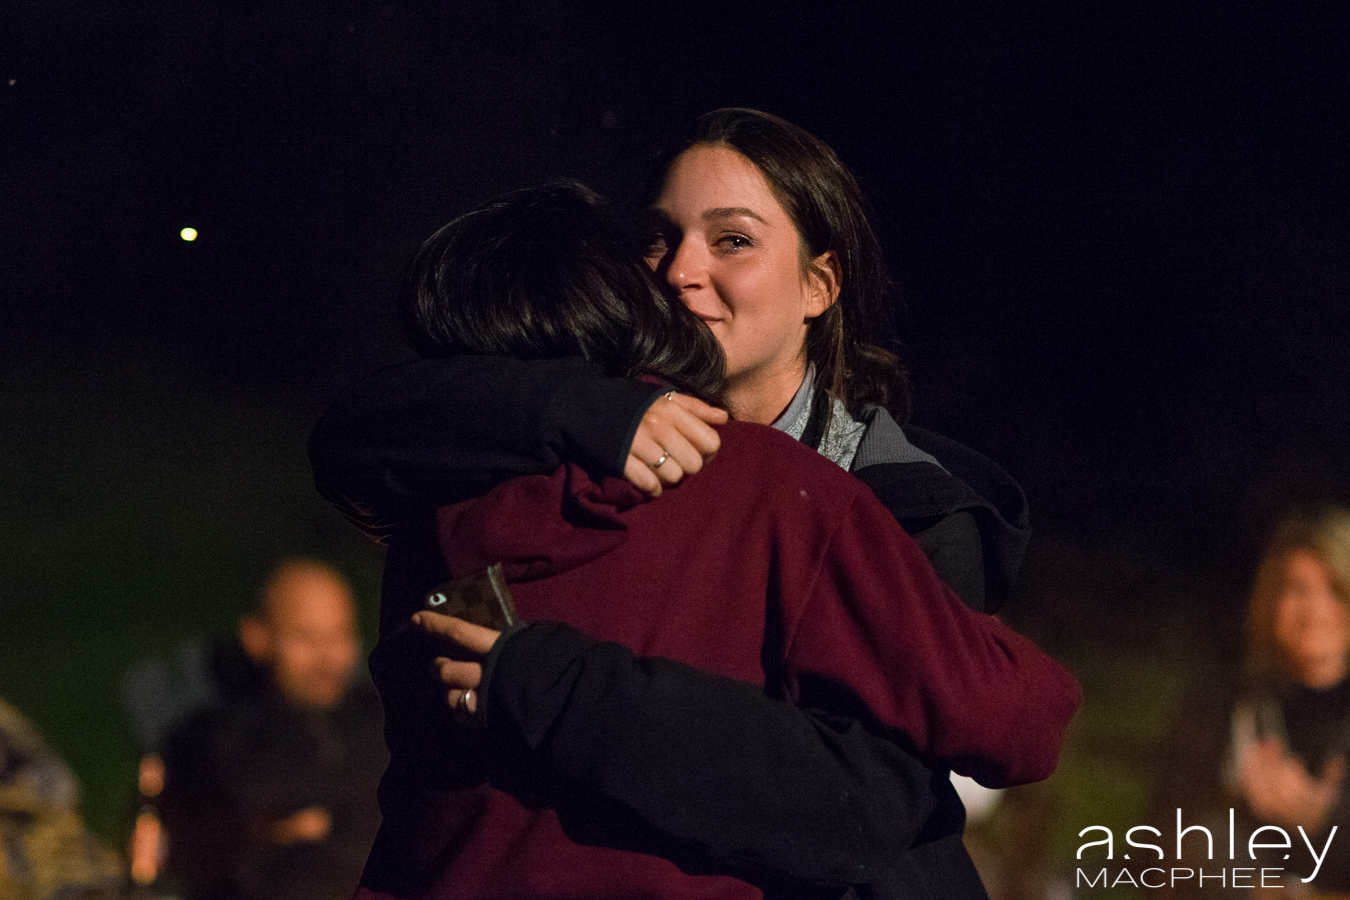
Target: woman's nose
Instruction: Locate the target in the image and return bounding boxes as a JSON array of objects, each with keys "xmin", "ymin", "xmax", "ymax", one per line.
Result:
[{"xmin": 664, "ymin": 238, "xmax": 704, "ymax": 293}]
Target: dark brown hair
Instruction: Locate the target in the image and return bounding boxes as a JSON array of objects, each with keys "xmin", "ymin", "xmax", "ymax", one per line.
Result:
[
  {"xmin": 652, "ymin": 108, "xmax": 907, "ymax": 419},
  {"xmin": 400, "ymin": 180, "xmax": 724, "ymax": 403}
]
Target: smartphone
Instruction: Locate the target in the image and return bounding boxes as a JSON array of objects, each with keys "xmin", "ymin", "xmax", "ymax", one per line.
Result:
[{"xmin": 421, "ymin": 563, "xmax": 519, "ymax": 631}]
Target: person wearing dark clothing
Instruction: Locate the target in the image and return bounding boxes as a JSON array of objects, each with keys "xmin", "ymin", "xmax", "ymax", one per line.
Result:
[
  {"xmin": 310, "ymin": 108, "xmax": 1029, "ymax": 619},
  {"xmin": 163, "ymin": 678, "xmax": 386, "ymax": 900},
  {"xmin": 346, "ymin": 181, "xmax": 1077, "ymax": 900},
  {"xmin": 311, "ymin": 110, "xmax": 1032, "ymax": 900},
  {"xmin": 1151, "ymin": 506, "xmax": 1350, "ymax": 895},
  {"xmin": 364, "ymin": 421, "xmax": 1077, "ymax": 900},
  {"xmin": 159, "ymin": 559, "xmax": 386, "ymax": 900},
  {"xmin": 310, "ymin": 358, "xmax": 1029, "ymax": 615}
]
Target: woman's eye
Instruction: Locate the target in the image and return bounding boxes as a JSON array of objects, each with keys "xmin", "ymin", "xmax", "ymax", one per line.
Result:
[
  {"xmin": 716, "ymin": 234, "xmax": 753, "ymax": 252},
  {"xmin": 644, "ymin": 237, "xmax": 668, "ymax": 261}
]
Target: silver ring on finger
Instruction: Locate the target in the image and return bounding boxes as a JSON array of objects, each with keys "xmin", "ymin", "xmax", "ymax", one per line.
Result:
[
  {"xmin": 651, "ymin": 452, "xmax": 669, "ymax": 469},
  {"xmin": 457, "ymin": 688, "xmax": 475, "ymax": 714},
  {"xmin": 663, "ymin": 390, "xmax": 677, "ymax": 401}
]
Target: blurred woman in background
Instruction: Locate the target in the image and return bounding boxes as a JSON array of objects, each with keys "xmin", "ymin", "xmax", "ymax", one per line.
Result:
[{"xmin": 1153, "ymin": 504, "xmax": 1350, "ymax": 894}]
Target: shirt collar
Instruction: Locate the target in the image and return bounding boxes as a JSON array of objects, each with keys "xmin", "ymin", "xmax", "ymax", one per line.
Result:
[{"xmin": 771, "ymin": 366, "xmax": 815, "ymax": 434}]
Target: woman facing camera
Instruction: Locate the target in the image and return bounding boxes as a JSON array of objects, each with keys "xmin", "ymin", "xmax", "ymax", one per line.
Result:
[
  {"xmin": 354, "ymin": 181, "xmax": 1079, "ymax": 900},
  {"xmin": 1152, "ymin": 505, "xmax": 1350, "ymax": 894},
  {"xmin": 312, "ymin": 108, "xmax": 1026, "ymax": 614},
  {"xmin": 311, "ymin": 110, "xmax": 1034, "ymax": 899}
]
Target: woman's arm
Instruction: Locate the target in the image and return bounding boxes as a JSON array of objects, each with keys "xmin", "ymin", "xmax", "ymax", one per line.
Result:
[
  {"xmin": 312, "ymin": 361, "xmax": 1023, "ymax": 611},
  {"xmin": 309, "ymin": 357, "xmax": 724, "ymax": 536},
  {"xmin": 414, "ymin": 613, "xmax": 940, "ymax": 889},
  {"xmin": 784, "ymin": 488, "xmax": 1080, "ymax": 789},
  {"xmin": 316, "ymin": 364, "xmax": 1032, "ymax": 887}
]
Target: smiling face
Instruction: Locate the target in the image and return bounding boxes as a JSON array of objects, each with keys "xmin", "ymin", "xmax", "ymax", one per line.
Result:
[
  {"xmin": 1274, "ymin": 548, "xmax": 1350, "ymax": 688},
  {"xmin": 649, "ymin": 144, "xmax": 838, "ymax": 424}
]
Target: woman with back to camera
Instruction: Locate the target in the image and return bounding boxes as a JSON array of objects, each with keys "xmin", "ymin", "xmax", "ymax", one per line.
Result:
[
  {"xmin": 311, "ymin": 110, "xmax": 1032, "ymax": 897},
  {"xmin": 1152, "ymin": 505, "xmax": 1350, "ymax": 894},
  {"xmin": 312, "ymin": 108, "xmax": 1026, "ymax": 612},
  {"xmin": 353, "ymin": 180, "xmax": 1078, "ymax": 900}
]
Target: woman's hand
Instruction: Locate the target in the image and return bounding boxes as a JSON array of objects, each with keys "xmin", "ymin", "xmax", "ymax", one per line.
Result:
[
  {"xmin": 1238, "ymin": 737, "xmax": 1345, "ymax": 831},
  {"xmin": 412, "ymin": 611, "xmax": 501, "ymax": 716},
  {"xmin": 623, "ymin": 392, "xmax": 728, "ymax": 497}
]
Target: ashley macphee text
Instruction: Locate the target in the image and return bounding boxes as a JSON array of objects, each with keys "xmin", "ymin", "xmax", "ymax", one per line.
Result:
[{"xmin": 1076, "ymin": 809, "xmax": 1339, "ymax": 890}]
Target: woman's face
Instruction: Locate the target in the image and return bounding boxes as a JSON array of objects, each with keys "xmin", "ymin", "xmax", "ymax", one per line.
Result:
[
  {"xmin": 649, "ymin": 144, "xmax": 838, "ymax": 423},
  {"xmin": 1273, "ymin": 548, "xmax": 1350, "ymax": 687}
]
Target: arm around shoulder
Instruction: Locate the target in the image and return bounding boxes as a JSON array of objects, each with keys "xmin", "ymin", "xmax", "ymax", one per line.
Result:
[{"xmin": 309, "ymin": 356, "xmax": 664, "ymax": 535}]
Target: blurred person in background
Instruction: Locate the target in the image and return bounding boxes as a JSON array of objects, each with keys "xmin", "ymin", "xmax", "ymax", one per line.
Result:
[
  {"xmin": 1153, "ymin": 504, "xmax": 1350, "ymax": 894},
  {"xmin": 0, "ymin": 696, "xmax": 124, "ymax": 899},
  {"xmin": 158, "ymin": 558, "xmax": 386, "ymax": 900}
]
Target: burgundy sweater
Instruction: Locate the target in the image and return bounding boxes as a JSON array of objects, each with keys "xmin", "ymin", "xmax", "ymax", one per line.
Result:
[{"xmin": 358, "ymin": 422, "xmax": 1079, "ymax": 900}]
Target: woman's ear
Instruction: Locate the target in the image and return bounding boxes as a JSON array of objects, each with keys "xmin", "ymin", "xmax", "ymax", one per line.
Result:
[{"xmin": 804, "ymin": 250, "xmax": 842, "ymax": 319}]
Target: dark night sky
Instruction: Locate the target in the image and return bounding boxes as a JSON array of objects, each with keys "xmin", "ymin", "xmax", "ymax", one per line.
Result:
[
  {"xmin": 6, "ymin": 0, "xmax": 1350, "ymax": 618},
  {"xmin": 2, "ymin": 0, "xmax": 1349, "ymax": 831}
]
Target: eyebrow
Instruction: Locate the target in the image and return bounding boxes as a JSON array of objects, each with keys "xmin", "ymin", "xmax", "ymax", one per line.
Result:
[{"xmin": 703, "ymin": 207, "xmax": 767, "ymax": 225}]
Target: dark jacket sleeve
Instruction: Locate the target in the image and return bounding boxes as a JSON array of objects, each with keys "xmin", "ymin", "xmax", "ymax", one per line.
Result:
[
  {"xmin": 309, "ymin": 357, "xmax": 664, "ymax": 538},
  {"xmin": 481, "ymin": 621, "xmax": 939, "ymax": 890},
  {"xmin": 853, "ymin": 424, "xmax": 1030, "ymax": 614}
]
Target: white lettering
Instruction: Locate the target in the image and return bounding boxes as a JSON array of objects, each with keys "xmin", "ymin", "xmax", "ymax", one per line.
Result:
[
  {"xmin": 1177, "ymin": 809, "xmax": 1214, "ymax": 859},
  {"xmin": 1127, "ymin": 826, "xmax": 1165, "ymax": 859},
  {"xmin": 1077, "ymin": 868, "xmax": 1108, "ymax": 888},
  {"xmin": 1141, "ymin": 868, "xmax": 1166, "ymax": 888},
  {"xmin": 1249, "ymin": 825, "xmax": 1292, "ymax": 859},
  {"xmin": 1112, "ymin": 868, "xmax": 1140, "ymax": 888},
  {"xmin": 1298, "ymin": 826, "xmax": 1337, "ymax": 883},
  {"xmin": 1078, "ymin": 826, "xmax": 1114, "ymax": 859}
]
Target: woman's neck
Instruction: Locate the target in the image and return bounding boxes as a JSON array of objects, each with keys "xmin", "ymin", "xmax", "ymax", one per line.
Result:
[{"xmin": 723, "ymin": 359, "xmax": 809, "ymax": 426}]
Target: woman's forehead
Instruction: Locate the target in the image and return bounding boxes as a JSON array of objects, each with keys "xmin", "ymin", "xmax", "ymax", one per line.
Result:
[{"xmin": 656, "ymin": 144, "xmax": 788, "ymax": 221}]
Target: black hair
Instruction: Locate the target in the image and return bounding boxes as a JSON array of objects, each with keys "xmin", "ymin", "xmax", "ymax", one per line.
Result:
[
  {"xmin": 400, "ymin": 180, "xmax": 724, "ymax": 402},
  {"xmin": 651, "ymin": 108, "xmax": 908, "ymax": 419}
]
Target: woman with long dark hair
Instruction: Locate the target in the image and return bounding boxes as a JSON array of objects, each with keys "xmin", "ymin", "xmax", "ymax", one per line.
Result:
[
  {"xmin": 311, "ymin": 110, "xmax": 1034, "ymax": 899},
  {"xmin": 313, "ymin": 108, "xmax": 1024, "ymax": 613},
  {"xmin": 353, "ymin": 180, "xmax": 1078, "ymax": 900}
]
